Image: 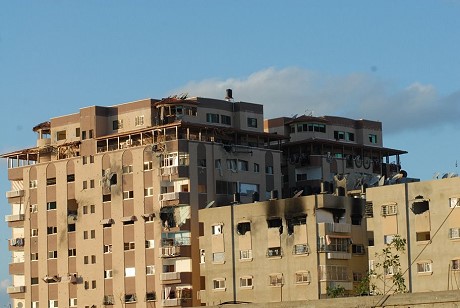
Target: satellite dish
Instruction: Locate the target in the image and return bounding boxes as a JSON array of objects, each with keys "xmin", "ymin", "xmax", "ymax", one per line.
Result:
[
  {"xmin": 449, "ymin": 173, "xmax": 459, "ymax": 178},
  {"xmin": 367, "ymin": 175, "xmax": 381, "ymax": 187},
  {"xmin": 378, "ymin": 175, "xmax": 386, "ymax": 186},
  {"xmin": 442, "ymin": 173, "xmax": 449, "ymax": 179},
  {"xmin": 432, "ymin": 172, "xmax": 440, "ymax": 179}
]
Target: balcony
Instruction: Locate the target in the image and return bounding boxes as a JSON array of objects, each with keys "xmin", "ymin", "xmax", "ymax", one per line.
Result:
[
  {"xmin": 160, "ymin": 272, "xmax": 191, "ymax": 285},
  {"xmin": 326, "ymin": 252, "xmax": 352, "ymax": 260},
  {"xmin": 159, "ymin": 192, "xmax": 190, "ymax": 207},
  {"xmin": 160, "ymin": 246, "xmax": 181, "ymax": 258},
  {"xmin": 318, "ymin": 222, "xmax": 351, "ymax": 235},
  {"xmin": 161, "ymin": 272, "xmax": 181, "ymax": 282},
  {"xmin": 9, "ymin": 238, "xmax": 25, "ymax": 247},
  {"xmin": 7, "ymin": 285, "xmax": 25, "ymax": 294},
  {"xmin": 160, "ymin": 166, "xmax": 189, "ymax": 180},
  {"xmin": 327, "ymin": 281, "xmax": 353, "ymax": 291},
  {"xmin": 6, "ymin": 189, "xmax": 25, "ymax": 199},
  {"xmin": 162, "ymin": 298, "xmax": 181, "ymax": 307},
  {"xmin": 5, "ymin": 214, "xmax": 25, "ymax": 222}
]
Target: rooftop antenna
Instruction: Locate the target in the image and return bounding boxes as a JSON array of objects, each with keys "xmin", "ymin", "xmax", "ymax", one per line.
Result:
[{"xmin": 305, "ymin": 109, "xmax": 313, "ymax": 116}]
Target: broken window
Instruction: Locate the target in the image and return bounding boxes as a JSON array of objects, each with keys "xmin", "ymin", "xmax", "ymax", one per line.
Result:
[
  {"xmin": 237, "ymin": 222, "xmax": 251, "ymax": 235},
  {"xmin": 411, "ymin": 196, "xmax": 429, "ymax": 214},
  {"xmin": 56, "ymin": 130, "xmax": 66, "ymax": 141},
  {"xmin": 286, "ymin": 215, "xmax": 306, "ymax": 235},
  {"xmin": 267, "ymin": 217, "xmax": 283, "ymax": 234}
]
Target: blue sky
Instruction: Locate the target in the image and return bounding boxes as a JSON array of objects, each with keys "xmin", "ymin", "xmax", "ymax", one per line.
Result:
[{"xmin": 1, "ymin": 1, "xmax": 460, "ymax": 304}]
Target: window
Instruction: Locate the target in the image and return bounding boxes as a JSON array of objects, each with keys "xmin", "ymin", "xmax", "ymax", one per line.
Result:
[
  {"xmin": 68, "ymin": 248, "xmax": 77, "ymax": 257},
  {"xmin": 135, "ymin": 115, "xmax": 144, "ymax": 126},
  {"xmin": 47, "ymin": 201, "xmax": 57, "ymax": 211},
  {"xmin": 334, "ymin": 131, "xmax": 345, "ymax": 140},
  {"xmin": 104, "ymin": 270, "xmax": 113, "ymax": 279},
  {"xmin": 32, "ymin": 302, "xmax": 39, "ymax": 308},
  {"xmin": 353, "ymin": 272, "xmax": 363, "ymax": 282},
  {"xmin": 247, "ymin": 117, "xmax": 257, "ymax": 128},
  {"xmin": 269, "ymin": 274, "xmax": 283, "ymax": 286},
  {"xmin": 416, "ymin": 232, "xmax": 431, "ymax": 242},
  {"xmin": 91, "ymin": 230, "xmax": 95, "ymax": 239},
  {"xmin": 221, "ymin": 115, "xmax": 231, "ymax": 125},
  {"xmin": 238, "ymin": 160, "xmax": 249, "ymax": 171},
  {"xmin": 30, "ymin": 204, "xmax": 38, "ymax": 213},
  {"xmin": 82, "ymin": 156, "xmax": 87, "ymax": 165},
  {"xmin": 31, "ymin": 277, "xmax": 39, "ymax": 285},
  {"xmin": 318, "ymin": 265, "xmax": 348, "ymax": 281},
  {"xmin": 384, "ymin": 234, "xmax": 395, "ymax": 245},
  {"xmin": 293, "ymin": 244, "xmax": 310, "ymax": 255},
  {"xmin": 212, "ymin": 224, "xmax": 223, "ymax": 235},
  {"xmin": 124, "ymin": 242, "xmax": 135, "ymax": 251},
  {"xmin": 49, "ymin": 300, "xmax": 58, "ymax": 308},
  {"xmin": 67, "ymin": 174, "xmax": 75, "ymax": 182},
  {"xmin": 240, "ymin": 276, "xmax": 253, "ymax": 288},
  {"xmin": 146, "ymin": 265, "xmax": 155, "ymax": 275},
  {"xmin": 124, "ymin": 294, "xmax": 137, "ymax": 303},
  {"xmin": 144, "ymin": 187, "xmax": 154, "ymax": 197},
  {"xmin": 90, "ymin": 179, "xmax": 95, "ymax": 188},
  {"xmin": 369, "ymin": 134, "xmax": 378, "ymax": 144},
  {"xmin": 381, "ymin": 203, "xmax": 397, "ymax": 216},
  {"xmin": 84, "ymin": 256, "xmax": 89, "ymax": 264},
  {"xmin": 89, "ymin": 155, "xmax": 94, "ymax": 163},
  {"xmin": 145, "ymin": 240, "xmax": 154, "ymax": 249},
  {"xmin": 450, "ymin": 197, "xmax": 460, "ymax": 208},
  {"xmin": 82, "ymin": 131, "xmax": 87, "ymax": 140},
  {"xmin": 384, "ymin": 266, "xmax": 395, "ymax": 276},
  {"xmin": 31, "ymin": 229, "xmax": 38, "ymax": 237},
  {"xmin": 212, "ymin": 252, "xmax": 225, "ymax": 263},
  {"xmin": 47, "ymin": 177, "xmax": 56, "ymax": 186},
  {"xmin": 240, "ymin": 250, "xmax": 253, "ymax": 260},
  {"xmin": 31, "ymin": 252, "xmax": 39, "ymax": 261},
  {"xmin": 417, "ymin": 261, "xmax": 433, "ymax": 273},
  {"xmin": 146, "ymin": 292, "xmax": 156, "ymax": 301},
  {"xmin": 267, "ymin": 247, "xmax": 282, "ymax": 257},
  {"xmin": 125, "ymin": 267, "xmax": 136, "ymax": 277},
  {"xmin": 29, "ymin": 180, "xmax": 38, "ymax": 189},
  {"xmin": 83, "ymin": 231, "xmax": 88, "ymax": 240},
  {"xmin": 113, "ymin": 120, "xmax": 123, "ymax": 130},
  {"xmin": 123, "ymin": 191, "xmax": 134, "ymax": 200},
  {"xmin": 295, "ymin": 271, "xmax": 311, "ymax": 284},
  {"xmin": 206, "ymin": 113, "xmax": 219, "ymax": 123},
  {"xmin": 449, "ymin": 228, "xmax": 460, "ymax": 239},
  {"xmin": 69, "ymin": 298, "xmax": 77, "ymax": 307},
  {"xmin": 144, "ymin": 161, "xmax": 153, "ymax": 171},
  {"xmin": 226, "ymin": 159, "xmax": 237, "ymax": 171},
  {"xmin": 48, "ymin": 250, "xmax": 58, "ymax": 259},
  {"xmin": 104, "ymin": 244, "xmax": 113, "ymax": 254},
  {"xmin": 213, "ymin": 278, "xmax": 226, "ymax": 290},
  {"xmin": 56, "ymin": 130, "xmax": 66, "ymax": 141},
  {"xmin": 452, "ymin": 259, "xmax": 460, "ymax": 270},
  {"xmin": 352, "ymin": 244, "xmax": 365, "ymax": 254},
  {"xmin": 91, "ymin": 255, "xmax": 96, "ymax": 264},
  {"xmin": 122, "ymin": 165, "xmax": 133, "ymax": 174},
  {"xmin": 346, "ymin": 132, "xmax": 355, "ymax": 141},
  {"xmin": 365, "ymin": 201, "xmax": 373, "ymax": 218},
  {"xmin": 103, "ymin": 194, "xmax": 111, "ymax": 202},
  {"xmin": 82, "ymin": 181, "xmax": 87, "ymax": 190},
  {"xmin": 254, "ymin": 163, "xmax": 260, "ymax": 172},
  {"xmin": 215, "ymin": 159, "xmax": 222, "ymax": 169},
  {"xmin": 89, "ymin": 129, "xmax": 93, "ymax": 138},
  {"xmin": 47, "ymin": 226, "xmax": 57, "ymax": 235},
  {"xmin": 265, "ymin": 166, "xmax": 274, "ymax": 174},
  {"xmin": 90, "ymin": 204, "xmax": 95, "ymax": 213},
  {"xmin": 75, "ymin": 128, "xmax": 80, "ymax": 138},
  {"xmin": 237, "ymin": 222, "xmax": 251, "ymax": 235}
]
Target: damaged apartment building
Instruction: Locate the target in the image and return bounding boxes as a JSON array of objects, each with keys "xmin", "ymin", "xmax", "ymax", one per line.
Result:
[
  {"xmin": 2, "ymin": 93, "xmax": 284, "ymax": 308},
  {"xmin": 3, "ymin": 89, "xmax": 414, "ymax": 307},
  {"xmin": 198, "ymin": 194, "xmax": 368, "ymax": 304}
]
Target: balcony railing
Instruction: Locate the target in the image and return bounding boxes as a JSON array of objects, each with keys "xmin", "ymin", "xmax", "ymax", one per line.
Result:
[
  {"xmin": 159, "ymin": 192, "xmax": 180, "ymax": 202},
  {"xmin": 6, "ymin": 190, "xmax": 25, "ymax": 198},
  {"xmin": 325, "ymin": 223, "xmax": 351, "ymax": 233},
  {"xmin": 7, "ymin": 285, "xmax": 25, "ymax": 294},
  {"xmin": 5, "ymin": 214, "xmax": 25, "ymax": 222},
  {"xmin": 327, "ymin": 252, "xmax": 352, "ymax": 260},
  {"xmin": 160, "ymin": 246, "xmax": 181, "ymax": 258},
  {"xmin": 9, "ymin": 238, "xmax": 25, "ymax": 247},
  {"xmin": 160, "ymin": 272, "xmax": 181, "ymax": 281},
  {"xmin": 162, "ymin": 298, "xmax": 181, "ymax": 307},
  {"xmin": 160, "ymin": 166, "xmax": 178, "ymax": 177}
]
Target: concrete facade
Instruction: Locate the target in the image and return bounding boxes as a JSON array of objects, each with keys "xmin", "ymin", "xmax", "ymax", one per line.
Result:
[
  {"xmin": 366, "ymin": 177, "xmax": 460, "ymax": 295},
  {"xmin": 198, "ymin": 194, "xmax": 368, "ymax": 305},
  {"xmin": 3, "ymin": 96, "xmax": 283, "ymax": 308}
]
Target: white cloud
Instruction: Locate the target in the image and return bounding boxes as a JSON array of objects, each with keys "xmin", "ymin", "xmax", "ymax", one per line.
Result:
[
  {"xmin": 0, "ymin": 278, "xmax": 9, "ymax": 291},
  {"xmin": 171, "ymin": 67, "xmax": 460, "ymax": 134}
]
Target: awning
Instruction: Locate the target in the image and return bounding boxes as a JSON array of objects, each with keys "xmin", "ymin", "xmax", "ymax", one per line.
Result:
[
  {"xmin": 100, "ymin": 218, "xmax": 115, "ymax": 225},
  {"xmin": 121, "ymin": 216, "xmax": 137, "ymax": 222}
]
